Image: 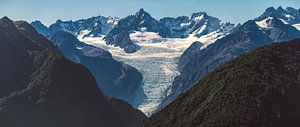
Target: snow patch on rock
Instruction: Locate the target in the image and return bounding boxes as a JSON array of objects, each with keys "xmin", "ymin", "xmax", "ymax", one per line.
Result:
[
  {"xmin": 293, "ymin": 24, "xmax": 300, "ymax": 31},
  {"xmin": 256, "ymin": 17, "xmax": 273, "ymax": 28}
]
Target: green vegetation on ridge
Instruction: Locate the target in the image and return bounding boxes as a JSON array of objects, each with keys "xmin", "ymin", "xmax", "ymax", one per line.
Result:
[{"xmin": 144, "ymin": 39, "xmax": 300, "ymax": 127}]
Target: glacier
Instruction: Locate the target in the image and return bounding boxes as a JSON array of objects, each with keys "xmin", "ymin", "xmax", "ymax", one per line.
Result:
[
  {"xmin": 30, "ymin": 6, "xmax": 300, "ymax": 117},
  {"xmin": 79, "ymin": 30, "xmax": 228, "ymax": 116}
]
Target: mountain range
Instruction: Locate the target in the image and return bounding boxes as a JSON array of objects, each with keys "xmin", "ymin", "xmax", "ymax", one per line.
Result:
[
  {"xmin": 104, "ymin": 8, "xmax": 234, "ymax": 53},
  {"xmin": 158, "ymin": 6, "xmax": 300, "ymax": 110},
  {"xmin": 0, "ymin": 4, "xmax": 299, "ymax": 127},
  {"xmin": 30, "ymin": 6, "xmax": 300, "ymax": 117}
]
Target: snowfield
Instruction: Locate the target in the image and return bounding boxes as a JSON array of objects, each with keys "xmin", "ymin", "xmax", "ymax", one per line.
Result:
[{"xmin": 79, "ymin": 31, "xmax": 224, "ymax": 116}]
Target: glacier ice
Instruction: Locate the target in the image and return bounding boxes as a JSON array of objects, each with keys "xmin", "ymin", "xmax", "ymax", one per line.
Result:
[{"xmin": 78, "ymin": 30, "xmax": 229, "ymax": 115}]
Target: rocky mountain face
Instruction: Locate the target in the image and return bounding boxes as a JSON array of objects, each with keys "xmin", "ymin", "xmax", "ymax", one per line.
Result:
[
  {"xmin": 105, "ymin": 26, "xmax": 141, "ymax": 53},
  {"xmin": 159, "ymin": 7, "xmax": 300, "ymax": 110},
  {"xmin": 115, "ymin": 8, "xmax": 161, "ymax": 32},
  {"xmin": 144, "ymin": 39, "xmax": 300, "ymax": 127},
  {"xmin": 31, "ymin": 16, "xmax": 119, "ymax": 38},
  {"xmin": 257, "ymin": 17, "xmax": 300, "ymax": 41},
  {"xmin": 0, "ymin": 17, "xmax": 146, "ymax": 127},
  {"xmin": 49, "ymin": 30, "xmax": 143, "ymax": 104},
  {"xmin": 104, "ymin": 8, "xmax": 160, "ymax": 53}
]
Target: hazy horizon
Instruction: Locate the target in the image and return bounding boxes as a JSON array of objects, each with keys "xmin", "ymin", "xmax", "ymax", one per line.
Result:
[{"xmin": 0, "ymin": 0, "xmax": 300, "ymax": 26}]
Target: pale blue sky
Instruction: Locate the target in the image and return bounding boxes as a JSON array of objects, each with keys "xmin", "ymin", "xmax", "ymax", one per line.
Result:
[{"xmin": 0, "ymin": 0, "xmax": 299, "ymax": 26}]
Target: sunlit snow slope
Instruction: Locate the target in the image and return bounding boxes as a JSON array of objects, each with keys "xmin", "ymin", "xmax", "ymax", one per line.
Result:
[{"xmin": 79, "ymin": 31, "xmax": 224, "ymax": 116}]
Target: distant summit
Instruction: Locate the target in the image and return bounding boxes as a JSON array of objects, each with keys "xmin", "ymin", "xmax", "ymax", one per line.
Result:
[{"xmin": 257, "ymin": 6, "xmax": 300, "ymax": 25}]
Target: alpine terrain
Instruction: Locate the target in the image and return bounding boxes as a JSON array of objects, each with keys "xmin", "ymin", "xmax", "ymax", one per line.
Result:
[
  {"xmin": 2, "ymin": 0, "xmax": 300, "ymax": 126},
  {"xmin": 31, "ymin": 7, "xmax": 300, "ymax": 117},
  {"xmin": 32, "ymin": 8, "xmax": 234, "ymax": 115}
]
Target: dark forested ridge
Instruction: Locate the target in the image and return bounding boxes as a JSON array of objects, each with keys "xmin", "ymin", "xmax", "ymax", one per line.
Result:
[
  {"xmin": 0, "ymin": 17, "xmax": 146, "ymax": 127},
  {"xmin": 144, "ymin": 39, "xmax": 300, "ymax": 127}
]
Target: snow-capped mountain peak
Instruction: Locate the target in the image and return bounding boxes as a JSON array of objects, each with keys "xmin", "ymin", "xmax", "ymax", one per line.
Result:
[
  {"xmin": 158, "ymin": 12, "xmax": 223, "ymax": 38},
  {"xmin": 255, "ymin": 6, "xmax": 300, "ymax": 31},
  {"xmin": 257, "ymin": 6, "xmax": 300, "ymax": 25}
]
